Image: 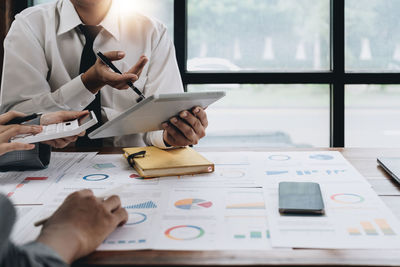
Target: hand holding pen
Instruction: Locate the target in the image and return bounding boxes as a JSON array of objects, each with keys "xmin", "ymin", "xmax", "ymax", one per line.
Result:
[{"xmin": 81, "ymin": 51, "xmax": 148, "ymax": 102}]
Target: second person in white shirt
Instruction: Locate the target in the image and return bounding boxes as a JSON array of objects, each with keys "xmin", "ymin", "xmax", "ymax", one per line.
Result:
[{"xmin": 1, "ymin": 0, "xmax": 208, "ymax": 148}]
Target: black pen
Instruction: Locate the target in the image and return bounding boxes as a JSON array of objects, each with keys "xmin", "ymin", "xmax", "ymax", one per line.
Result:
[
  {"xmin": 97, "ymin": 51, "xmax": 146, "ymax": 103},
  {"xmin": 6, "ymin": 113, "xmax": 38, "ymax": 125}
]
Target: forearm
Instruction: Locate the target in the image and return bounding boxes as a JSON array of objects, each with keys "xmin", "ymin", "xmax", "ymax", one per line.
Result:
[
  {"xmin": 1, "ymin": 76, "xmax": 95, "ymax": 114},
  {"xmin": 1, "ymin": 241, "xmax": 68, "ymax": 267}
]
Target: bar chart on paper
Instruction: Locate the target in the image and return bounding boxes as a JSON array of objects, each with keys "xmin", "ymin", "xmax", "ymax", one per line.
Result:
[{"xmin": 348, "ymin": 219, "xmax": 396, "ymax": 236}]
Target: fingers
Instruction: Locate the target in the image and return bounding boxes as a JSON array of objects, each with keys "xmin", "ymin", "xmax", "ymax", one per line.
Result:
[
  {"xmin": 41, "ymin": 137, "xmax": 75, "ymax": 149},
  {"xmin": 59, "ymin": 110, "xmax": 90, "ymax": 121},
  {"xmin": 62, "ymin": 135, "xmax": 79, "ymax": 143},
  {"xmin": 100, "ymin": 68, "xmax": 138, "ymax": 89},
  {"xmin": 192, "ymin": 107, "xmax": 208, "ymax": 128},
  {"xmin": 0, "ymin": 143, "xmax": 35, "ymax": 156},
  {"xmin": 169, "ymin": 117, "xmax": 198, "ymax": 144},
  {"xmin": 0, "ymin": 125, "xmax": 42, "ymax": 143},
  {"xmin": 179, "ymin": 111, "xmax": 206, "ymax": 138},
  {"xmin": 103, "ymin": 195, "xmax": 121, "ymax": 212},
  {"xmin": 101, "ymin": 51, "xmax": 126, "ymax": 61},
  {"xmin": 69, "ymin": 189, "xmax": 94, "ymax": 200},
  {"xmin": 41, "ymin": 110, "xmax": 90, "ymax": 125},
  {"xmin": 162, "ymin": 122, "xmax": 191, "ymax": 147},
  {"xmin": 0, "ymin": 111, "xmax": 27, "ymax": 125},
  {"xmin": 112, "ymin": 207, "xmax": 129, "ymax": 227},
  {"xmin": 127, "ymin": 55, "xmax": 148, "ymax": 77}
]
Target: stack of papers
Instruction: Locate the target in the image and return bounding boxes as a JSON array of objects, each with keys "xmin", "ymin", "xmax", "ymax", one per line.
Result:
[{"xmin": 9, "ymin": 151, "xmax": 400, "ymax": 250}]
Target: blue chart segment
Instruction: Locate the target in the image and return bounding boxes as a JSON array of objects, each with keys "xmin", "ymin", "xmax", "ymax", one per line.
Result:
[
  {"xmin": 267, "ymin": 170, "xmax": 347, "ymax": 176},
  {"xmin": 266, "ymin": 171, "xmax": 289, "ymax": 176},
  {"xmin": 83, "ymin": 174, "xmax": 109, "ymax": 181},
  {"xmin": 326, "ymin": 170, "xmax": 346, "ymax": 175},
  {"xmin": 268, "ymin": 155, "xmax": 291, "ymax": 161},
  {"xmin": 309, "ymin": 154, "xmax": 334, "ymax": 160},
  {"xmin": 296, "ymin": 170, "xmax": 318, "ymax": 175},
  {"xmin": 126, "ymin": 212, "xmax": 147, "ymax": 225},
  {"xmin": 124, "ymin": 201, "xmax": 157, "ymax": 209}
]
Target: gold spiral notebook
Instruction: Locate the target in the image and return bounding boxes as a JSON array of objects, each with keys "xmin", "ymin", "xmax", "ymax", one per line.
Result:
[{"xmin": 123, "ymin": 146, "xmax": 214, "ymax": 178}]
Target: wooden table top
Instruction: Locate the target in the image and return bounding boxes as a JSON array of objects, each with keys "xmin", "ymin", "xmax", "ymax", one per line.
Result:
[{"xmin": 69, "ymin": 147, "xmax": 400, "ymax": 267}]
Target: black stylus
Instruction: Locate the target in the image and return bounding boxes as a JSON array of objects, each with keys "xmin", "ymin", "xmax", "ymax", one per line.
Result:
[{"xmin": 97, "ymin": 51, "xmax": 146, "ymax": 103}]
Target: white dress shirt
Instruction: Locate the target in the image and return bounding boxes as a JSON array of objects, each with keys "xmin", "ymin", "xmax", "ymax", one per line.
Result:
[{"xmin": 0, "ymin": 0, "xmax": 184, "ymax": 148}]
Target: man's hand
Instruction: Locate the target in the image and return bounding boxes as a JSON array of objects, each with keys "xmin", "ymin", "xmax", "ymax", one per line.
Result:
[
  {"xmin": 81, "ymin": 51, "xmax": 148, "ymax": 94},
  {"xmin": 40, "ymin": 110, "xmax": 89, "ymax": 148},
  {"xmin": 0, "ymin": 111, "xmax": 43, "ymax": 156},
  {"xmin": 162, "ymin": 107, "xmax": 208, "ymax": 147},
  {"xmin": 36, "ymin": 190, "xmax": 128, "ymax": 264}
]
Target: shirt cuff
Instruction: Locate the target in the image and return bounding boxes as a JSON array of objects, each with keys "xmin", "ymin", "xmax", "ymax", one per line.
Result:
[
  {"xmin": 60, "ymin": 75, "xmax": 96, "ymax": 111},
  {"xmin": 147, "ymin": 130, "xmax": 169, "ymax": 149},
  {"xmin": 22, "ymin": 241, "xmax": 68, "ymax": 266}
]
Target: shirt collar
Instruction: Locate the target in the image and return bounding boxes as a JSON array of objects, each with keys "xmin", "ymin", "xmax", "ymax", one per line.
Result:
[
  {"xmin": 99, "ymin": 1, "xmax": 120, "ymax": 41},
  {"xmin": 57, "ymin": 0, "xmax": 120, "ymax": 41},
  {"xmin": 57, "ymin": 0, "xmax": 82, "ymax": 36}
]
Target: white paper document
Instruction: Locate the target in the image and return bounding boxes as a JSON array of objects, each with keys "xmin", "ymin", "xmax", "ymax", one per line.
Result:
[
  {"xmin": 3, "ymin": 152, "xmax": 97, "ymax": 204},
  {"xmin": 265, "ymin": 183, "xmax": 400, "ymax": 249},
  {"xmin": 10, "ymin": 151, "xmax": 400, "ymax": 251}
]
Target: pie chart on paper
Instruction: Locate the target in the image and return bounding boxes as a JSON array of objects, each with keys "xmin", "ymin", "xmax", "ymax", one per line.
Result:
[{"xmin": 174, "ymin": 198, "xmax": 213, "ymax": 210}]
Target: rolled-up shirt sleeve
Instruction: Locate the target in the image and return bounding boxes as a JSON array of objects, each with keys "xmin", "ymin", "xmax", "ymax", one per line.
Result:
[{"xmin": 0, "ymin": 195, "xmax": 67, "ymax": 267}]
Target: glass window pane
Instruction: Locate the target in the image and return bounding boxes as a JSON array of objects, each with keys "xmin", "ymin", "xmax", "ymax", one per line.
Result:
[
  {"xmin": 188, "ymin": 0, "xmax": 330, "ymax": 72},
  {"xmin": 346, "ymin": 0, "xmax": 400, "ymax": 71},
  {"xmin": 188, "ymin": 84, "xmax": 330, "ymax": 147},
  {"xmin": 33, "ymin": 0, "xmax": 174, "ymax": 36},
  {"xmin": 346, "ymin": 85, "xmax": 400, "ymax": 147}
]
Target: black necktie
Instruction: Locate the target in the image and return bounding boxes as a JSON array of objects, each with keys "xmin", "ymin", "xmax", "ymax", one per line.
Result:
[{"xmin": 76, "ymin": 25, "xmax": 103, "ymax": 148}]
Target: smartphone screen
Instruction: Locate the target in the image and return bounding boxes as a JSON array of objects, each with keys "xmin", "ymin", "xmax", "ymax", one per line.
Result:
[{"xmin": 279, "ymin": 182, "xmax": 325, "ymax": 215}]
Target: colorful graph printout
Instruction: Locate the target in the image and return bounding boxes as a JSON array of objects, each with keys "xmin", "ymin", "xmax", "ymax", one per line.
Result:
[
  {"xmin": 174, "ymin": 199, "xmax": 213, "ymax": 210},
  {"xmin": 309, "ymin": 154, "xmax": 334, "ymax": 160},
  {"xmin": 226, "ymin": 202, "xmax": 265, "ymax": 210},
  {"xmin": 82, "ymin": 174, "xmax": 109, "ymax": 181},
  {"xmin": 331, "ymin": 193, "xmax": 364, "ymax": 204},
  {"xmin": 165, "ymin": 225, "xmax": 205, "ymax": 241},
  {"xmin": 124, "ymin": 201, "xmax": 157, "ymax": 209},
  {"xmin": 361, "ymin": 221, "xmax": 378, "ymax": 235},
  {"xmin": 126, "ymin": 212, "xmax": 147, "ymax": 225},
  {"xmin": 375, "ymin": 219, "xmax": 396, "ymax": 235},
  {"xmin": 268, "ymin": 155, "xmax": 291, "ymax": 161},
  {"xmin": 93, "ymin": 163, "xmax": 116, "ymax": 170}
]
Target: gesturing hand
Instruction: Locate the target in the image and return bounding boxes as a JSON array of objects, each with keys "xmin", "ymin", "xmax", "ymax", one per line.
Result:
[
  {"xmin": 162, "ymin": 106, "xmax": 208, "ymax": 147},
  {"xmin": 81, "ymin": 51, "xmax": 148, "ymax": 94},
  {"xmin": 36, "ymin": 190, "xmax": 128, "ymax": 264}
]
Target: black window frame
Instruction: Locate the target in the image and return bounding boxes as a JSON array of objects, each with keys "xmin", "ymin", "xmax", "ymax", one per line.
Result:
[{"xmin": 27, "ymin": 0, "xmax": 400, "ymax": 147}]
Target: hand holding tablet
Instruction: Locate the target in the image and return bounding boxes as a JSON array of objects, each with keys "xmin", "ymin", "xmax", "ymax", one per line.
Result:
[
  {"xmin": 162, "ymin": 106, "xmax": 208, "ymax": 147},
  {"xmin": 88, "ymin": 92, "xmax": 225, "ymax": 140}
]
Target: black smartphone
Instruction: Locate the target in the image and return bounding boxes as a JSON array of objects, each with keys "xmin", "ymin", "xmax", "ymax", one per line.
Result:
[{"xmin": 279, "ymin": 182, "xmax": 325, "ymax": 215}]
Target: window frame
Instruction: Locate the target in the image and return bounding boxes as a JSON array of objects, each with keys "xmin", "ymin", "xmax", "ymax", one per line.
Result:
[{"xmin": 26, "ymin": 0, "xmax": 400, "ymax": 147}]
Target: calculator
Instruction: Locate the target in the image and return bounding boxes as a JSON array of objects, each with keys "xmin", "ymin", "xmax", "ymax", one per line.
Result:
[{"xmin": 11, "ymin": 111, "xmax": 98, "ymax": 144}]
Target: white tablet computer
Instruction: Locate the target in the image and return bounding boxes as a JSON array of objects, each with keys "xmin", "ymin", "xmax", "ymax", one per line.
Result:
[{"xmin": 88, "ymin": 91, "xmax": 226, "ymax": 139}]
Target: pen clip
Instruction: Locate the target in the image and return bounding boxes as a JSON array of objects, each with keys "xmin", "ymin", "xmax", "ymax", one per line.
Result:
[{"xmin": 127, "ymin": 150, "xmax": 146, "ymax": 168}]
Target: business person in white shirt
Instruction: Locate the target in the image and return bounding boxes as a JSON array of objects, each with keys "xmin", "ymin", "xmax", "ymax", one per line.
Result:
[{"xmin": 1, "ymin": 0, "xmax": 208, "ymax": 148}]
